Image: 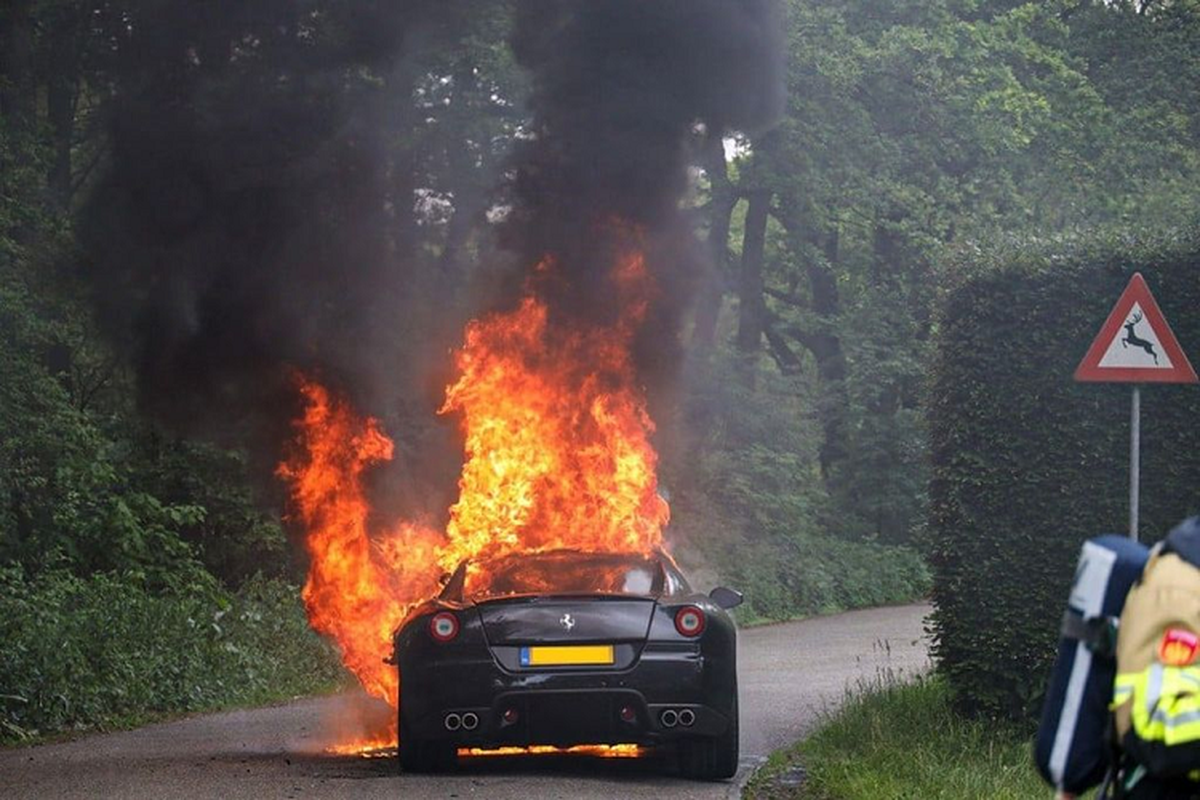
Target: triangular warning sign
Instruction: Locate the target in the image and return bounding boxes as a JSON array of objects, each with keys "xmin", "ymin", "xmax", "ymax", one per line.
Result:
[{"xmin": 1075, "ymin": 273, "xmax": 1198, "ymax": 384}]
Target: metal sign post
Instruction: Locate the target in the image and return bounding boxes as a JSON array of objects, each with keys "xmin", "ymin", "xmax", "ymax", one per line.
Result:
[
  {"xmin": 1074, "ymin": 273, "xmax": 1196, "ymax": 541},
  {"xmin": 1130, "ymin": 386, "xmax": 1140, "ymax": 541}
]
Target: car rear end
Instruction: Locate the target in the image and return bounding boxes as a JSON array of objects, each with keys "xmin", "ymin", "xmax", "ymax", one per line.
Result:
[{"xmin": 394, "ymin": 551, "xmax": 739, "ymax": 777}]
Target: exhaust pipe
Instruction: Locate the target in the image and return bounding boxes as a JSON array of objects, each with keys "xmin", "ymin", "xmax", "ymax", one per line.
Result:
[
  {"xmin": 461, "ymin": 712, "xmax": 479, "ymax": 731},
  {"xmin": 678, "ymin": 709, "xmax": 696, "ymax": 727},
  {"xmin": 444, "ymin": 713, "xmax": 462, "ymax": 731},
  {"xmin": 660, "ymin": 709, "xmax": 678, "ymax": 728}
]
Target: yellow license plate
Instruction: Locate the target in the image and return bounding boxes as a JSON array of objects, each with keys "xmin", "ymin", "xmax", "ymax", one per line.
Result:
[{"xmin": 520, "ymin": 645, "xmax": 615, "ymax": 667}]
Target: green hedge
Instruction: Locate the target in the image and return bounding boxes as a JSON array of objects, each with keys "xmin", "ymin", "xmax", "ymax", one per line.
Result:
[
  {"xmin": 0, "ymin": 569, "xmax": 344, "ymax": 741},
  {"xmin": 928, "ymin": 228, "xmax": 1200, "ymax": 721}
]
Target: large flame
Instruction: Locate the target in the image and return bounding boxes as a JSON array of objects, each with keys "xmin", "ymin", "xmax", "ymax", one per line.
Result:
[
  {"xmin": 437, "ymin": 251, "xmax": 668, "ymax": 570},
  {"xmin": 279, "ymin": 246, "xmax": 670, "ymax": 745}
]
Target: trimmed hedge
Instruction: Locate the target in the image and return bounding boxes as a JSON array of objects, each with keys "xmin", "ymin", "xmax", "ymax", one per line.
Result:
[{"xmin": 928, "ymin": 228, "xmax": 1200, "ymax": 721}]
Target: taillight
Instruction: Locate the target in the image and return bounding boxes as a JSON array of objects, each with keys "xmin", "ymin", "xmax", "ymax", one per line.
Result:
[
  {"xmin": 674, "ymin": 606, "xmax": 706, "ymax": 637},
  {"xmin": 429, "ymin": 611, "xmax": 459, "ymax": 642}
]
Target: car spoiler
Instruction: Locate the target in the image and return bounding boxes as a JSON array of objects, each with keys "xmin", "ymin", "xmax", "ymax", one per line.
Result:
[{"xmin": 439, "ymin": 561, "xmax": 469, "ymax": 603}]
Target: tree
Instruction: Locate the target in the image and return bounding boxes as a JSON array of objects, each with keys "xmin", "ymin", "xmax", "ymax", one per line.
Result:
[{"xmin": 688, "ymin": 0, "xmax": 1200, "ymax": 545}]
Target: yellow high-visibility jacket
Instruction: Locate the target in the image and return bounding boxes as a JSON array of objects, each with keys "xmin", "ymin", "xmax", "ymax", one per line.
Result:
[{"xmin": 1112, "ymin": 550, "xmax": 1200, "ymax": 781}]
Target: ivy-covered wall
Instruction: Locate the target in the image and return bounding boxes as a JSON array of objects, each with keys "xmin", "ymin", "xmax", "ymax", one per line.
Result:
[{"xmin": 928, "ymin": 229, "xmax": 1200, "ymax": 721}]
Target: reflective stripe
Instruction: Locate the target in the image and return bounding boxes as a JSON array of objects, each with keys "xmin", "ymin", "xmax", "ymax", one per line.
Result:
[
  {"xmin": 1112, "ymin": 674, "xmax": 1136, "ymax": 708},
  {"xmin": 1050, "ymin": 641, "xmax": 1095, "ymax": 785},
  {"xmin": 1150, "ymin": 708, "xmax": 1200, "ymax": 728},
  {"xmin": 1051, "ymin": 541, "xmax": 1117, "ymax": 787},
  {"xmin": 1145, "ymin": 663, "xmax": 1164, "ymax": 714}
]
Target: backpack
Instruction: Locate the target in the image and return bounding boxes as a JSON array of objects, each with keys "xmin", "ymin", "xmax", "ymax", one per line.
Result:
[
  {"xmin": 1112, "ymin": 518, "xmax": 1200, "ymax": 784},
  {"xmin": 1036, "ymin": 535, "xmax": 1150, "ymax": 793}
]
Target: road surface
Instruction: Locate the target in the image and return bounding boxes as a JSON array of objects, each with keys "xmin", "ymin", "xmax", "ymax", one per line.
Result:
[{"xmin": 0, "ymin": 604, "xmax": 930, "ymax": 800}]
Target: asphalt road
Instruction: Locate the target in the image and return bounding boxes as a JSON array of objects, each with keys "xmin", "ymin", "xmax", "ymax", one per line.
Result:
[{"xmin": 0, "ymin": 604, "xmax": 930, "ymax": 800}]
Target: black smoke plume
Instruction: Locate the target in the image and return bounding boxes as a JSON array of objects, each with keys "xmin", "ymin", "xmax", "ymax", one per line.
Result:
[
  {"xmin": 503, "ymin": 0, "xmax": 784, "ymax": 355},
  {"xmin": 77, "ymin": 2, "xmax": 476, "ymax": 467},
  {"xmin": 78, "ymin": 0, "xmax": 783, "ymax": 474}
]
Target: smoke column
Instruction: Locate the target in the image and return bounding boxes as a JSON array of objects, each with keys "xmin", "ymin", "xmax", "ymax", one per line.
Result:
[
  {"xmin": 77, "ymin": 0, "xmax": 783, "ymax": 468},
  {"xmin": 502, "ymin": 0, "xmax": 784, "ymax": 369},
  {"xmin": 76, "ymin": 2, "xmax": 476, "ymax": 461}
]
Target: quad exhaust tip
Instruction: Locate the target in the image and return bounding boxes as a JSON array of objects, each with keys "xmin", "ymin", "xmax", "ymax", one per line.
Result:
[
  {"xmin": 659, "ymin": 708, "xmax": 696, "ymax": 728},
  {"xmin": 445, "ymin": 712, "xmax": 478, "ymax": 731}
]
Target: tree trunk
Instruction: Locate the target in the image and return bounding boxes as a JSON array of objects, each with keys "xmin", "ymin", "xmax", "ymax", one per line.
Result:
[
  {"xmin": 46, "ymin": 7, "xmax": 81, "ymax": 209},
  {"xmin": 808, "ymin": 227, "xmax": 848, "ymax": 475},
  {"xmin": 435, "ymin": 65, "xmax": 484, "ymax": 307},
  {"xmin": 389, "ymin": 57, "xmax": 421, "ymax": 264},
  {"xmin": 46, "ymin": 78, "xmax": 75, "ymax": 207},
  {"xmin": 806, "ymin": 228, "xmax": 845, "ymax": 379},
  {"xmin": 775, "ymin": 209, "xmax": 849, "ymax": 477},
  {"xmin": 692, "ymin": 133, "xmax": 737, "ymax": 352},
  {"xmin": 736, "ymin": 189, "xmax": 771, "ymax": 385},
  {"xmin": 0, "ymin": 0, "xmax": 37, "ymax": 128},
  {"xmin": 436, "ymin": 185, "xmax": 481, "ymax": 304}
]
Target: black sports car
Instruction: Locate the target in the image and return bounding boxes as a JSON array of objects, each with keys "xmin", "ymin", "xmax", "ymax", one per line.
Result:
[{"xmin": 391, "ymin": 549, "xmax": 743, "ymax": 780}]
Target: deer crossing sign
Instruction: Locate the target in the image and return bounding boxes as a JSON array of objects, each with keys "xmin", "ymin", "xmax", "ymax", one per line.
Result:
[
  {"xmin": 1074, "ymin": 273, "xmax": 1197, "ymax": 384},
  {"xmin": 1074, "ymin": 272, "xmax": 1196, "ymax": 540}
]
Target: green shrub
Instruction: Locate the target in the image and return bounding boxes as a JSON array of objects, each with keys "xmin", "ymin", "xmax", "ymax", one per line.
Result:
[
  {"xmin": 0, "ymin": 568, "xmax": 343, "ymax": 741},
  {"xmin": 695, "ymin": 512, "xmax": 931, "ymax": 623},
  {"xmin": 928, "ymin": 228, "xmax": 1200, "ymax": 721}
]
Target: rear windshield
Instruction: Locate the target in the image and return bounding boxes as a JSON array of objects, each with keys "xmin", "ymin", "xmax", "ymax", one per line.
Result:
[{"xmin": 461, "ymin": 551, "xmax": 662, "ymax": 600}]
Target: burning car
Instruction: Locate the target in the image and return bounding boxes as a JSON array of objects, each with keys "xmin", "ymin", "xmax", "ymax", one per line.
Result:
[{"xmin": 392, "ymin": 549, "xmax": 743, "ymax": 780}]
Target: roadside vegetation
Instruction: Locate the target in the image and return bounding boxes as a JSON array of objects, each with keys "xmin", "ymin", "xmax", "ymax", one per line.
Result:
[
  {"xmin": 745, "ymin": 677, "xmax": 1055, "ymax": 800},
  {"xmin": 0, "ymin": 571, "xmax": 343, "ymax": 743}
]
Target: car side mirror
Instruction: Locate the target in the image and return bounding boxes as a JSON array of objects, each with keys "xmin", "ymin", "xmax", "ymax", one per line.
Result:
[{"xmin": 709, "ymin": 586, "xmax": 744, "ymax": 610}]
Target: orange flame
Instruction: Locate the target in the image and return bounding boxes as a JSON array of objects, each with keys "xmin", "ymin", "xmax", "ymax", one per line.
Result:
[
  {"xmin": 437, "ymin": 251, "xmax": 668, "ymax": 570},
  {"xmin": 279, "ymin": 245, "xmax": 670, "ymax": 745},
  {"xmin": 461, "ymin": 744, "xmax": 647, "ymax": 759},
  {"xmin": 275, "ymin": 383, "xmax": 443, "ymax": 705}
]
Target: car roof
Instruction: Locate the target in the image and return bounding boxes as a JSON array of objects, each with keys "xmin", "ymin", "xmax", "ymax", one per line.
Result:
[{"xmin": 438, "ymin": 548, "xmax": 683, "ymax": 602}]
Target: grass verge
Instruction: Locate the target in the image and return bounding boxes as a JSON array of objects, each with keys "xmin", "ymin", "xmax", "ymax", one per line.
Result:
[{"xmin": 744, "ymin": 675, "xmax": 1058, "ymax": 800}]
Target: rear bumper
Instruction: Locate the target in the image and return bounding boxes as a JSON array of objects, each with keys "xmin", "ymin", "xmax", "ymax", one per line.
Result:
[
  {"xmin": 399, "ymin": 644, "xmax": 734, "ymax": 747},
  {"xmin": 410, "ymin": 689, "xmax": 730, "ymax": 747}
]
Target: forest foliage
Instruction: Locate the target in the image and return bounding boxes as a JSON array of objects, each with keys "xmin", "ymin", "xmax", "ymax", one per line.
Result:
[{"xmin": 2, "ymin": 0, "xmax": 1199, "ymax": 736}]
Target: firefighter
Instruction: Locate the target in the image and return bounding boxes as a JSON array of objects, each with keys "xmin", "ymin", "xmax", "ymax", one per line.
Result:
[{"xmin": 1107, "ymin": 518, "xmax": 1200, "ymax": 800}]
